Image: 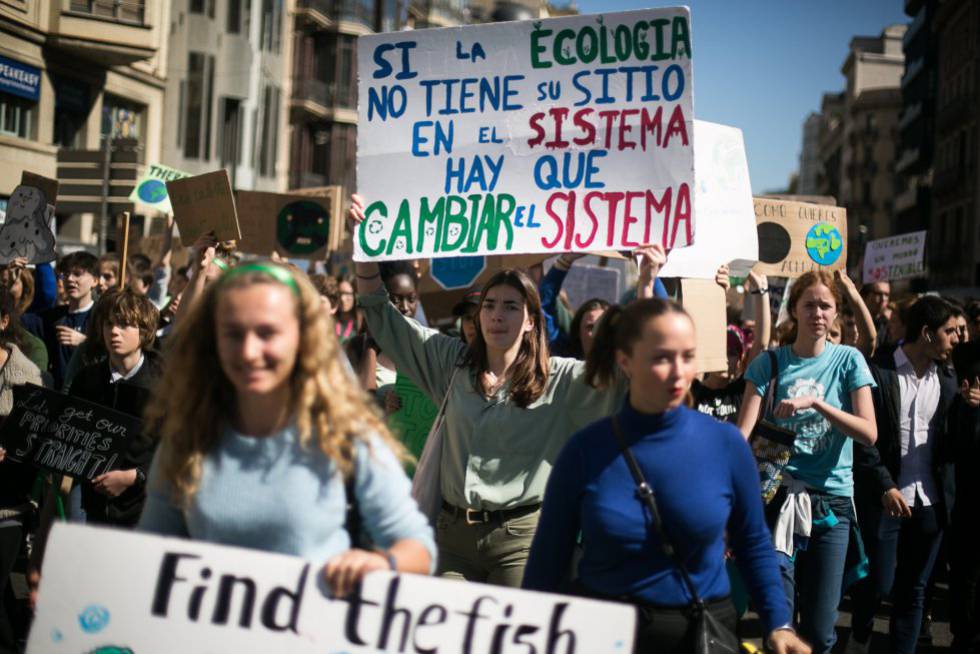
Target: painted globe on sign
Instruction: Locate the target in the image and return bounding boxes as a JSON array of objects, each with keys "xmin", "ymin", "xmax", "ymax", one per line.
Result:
[
  {"xmin": 137, "ymin": 179, "xmax": 168, "ymax": 204},
  {"xmin": 804, "ymin": 223, "xmax": 843, "ymax": 266}
]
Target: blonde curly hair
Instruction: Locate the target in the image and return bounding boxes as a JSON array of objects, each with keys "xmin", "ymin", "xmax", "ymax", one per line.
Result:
[{"xmin": 146, "ymin": 261, "xmax": 401, "ymax": 506}]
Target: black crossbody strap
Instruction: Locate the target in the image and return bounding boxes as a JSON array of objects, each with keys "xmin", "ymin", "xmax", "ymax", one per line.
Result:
[
  {"xmin": 760, "ymin": 349, "xmax": 780, "ymax": 422},
  {"xmin": 610, "ymin": 415, "xmax": 705, "ymax": 610}
]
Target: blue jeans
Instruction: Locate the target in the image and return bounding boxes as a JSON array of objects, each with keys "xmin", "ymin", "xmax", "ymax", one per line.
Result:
[
  {"xmin": 776, "ymin": 501, "xmax": 852, "ymax": 654},
  {"xmin": 852, "ymin": 502, "xmax": 944, "ymax": 654}
]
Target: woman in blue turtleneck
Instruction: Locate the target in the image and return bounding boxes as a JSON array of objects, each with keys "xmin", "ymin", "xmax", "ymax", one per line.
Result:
[{"xmin": 523, "ymin": 299, "xmax": 809, "ymax": 654}]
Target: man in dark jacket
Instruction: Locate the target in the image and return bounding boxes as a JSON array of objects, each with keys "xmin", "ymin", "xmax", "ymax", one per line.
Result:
[
  {"xmin": 69, "ymin": 288, "xmax": 162, "ymax": 527},
  {"xmin": 947, "ymin": 341, "xmax": 980, "ymax": 653},
  {"xmin": 851, "ymin": 295, "xmax": 959, "ymax": 654}
]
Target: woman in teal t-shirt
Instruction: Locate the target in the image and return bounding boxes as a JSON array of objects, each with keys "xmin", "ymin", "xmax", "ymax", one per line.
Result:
[{"xmin": 737, "ymin": 270, "xmax": 877, "ymax": 654}]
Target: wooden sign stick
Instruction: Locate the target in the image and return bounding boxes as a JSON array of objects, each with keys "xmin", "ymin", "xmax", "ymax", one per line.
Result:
[{"xmin": 119, "ymin": 212, "xmax": 131, "ymax": 288}]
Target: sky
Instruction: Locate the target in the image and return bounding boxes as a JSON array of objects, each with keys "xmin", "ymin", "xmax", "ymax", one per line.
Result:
[{"xmin": 575, "ymin": 0, "xmax": 909, "ymax": 194}]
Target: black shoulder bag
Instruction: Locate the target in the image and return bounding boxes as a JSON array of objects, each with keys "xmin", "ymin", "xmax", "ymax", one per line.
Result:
[{"xmin": 610, "ymin": 415, "xmax": 740, "ymax": 654}]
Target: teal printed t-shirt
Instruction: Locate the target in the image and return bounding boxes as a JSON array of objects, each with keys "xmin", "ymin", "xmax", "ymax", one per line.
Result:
[{"xmin": 745, "ymin": 343, "xmax": 876, "ymax": 497}]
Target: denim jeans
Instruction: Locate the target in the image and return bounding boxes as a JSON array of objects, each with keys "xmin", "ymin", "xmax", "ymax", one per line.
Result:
[
  {"xmin": 852, "ymin": 502, "xmax": 945, "ymax": 654},
  {"xmin": 776, "ymin": 496, "xmax": 852, "ymax": 654}
]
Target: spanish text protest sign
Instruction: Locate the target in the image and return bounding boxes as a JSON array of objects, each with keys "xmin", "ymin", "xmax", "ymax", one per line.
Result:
[
  {"xmin": 355, "ymin": 8, "xmax": 695, "ymax": 261},
  {"xmin": 862, "ymin": 230, "xmax": 926, "ymax": 283},
  {"xmin": 30, "ymin": 524, "xmax": 636, "ymax": 653}
]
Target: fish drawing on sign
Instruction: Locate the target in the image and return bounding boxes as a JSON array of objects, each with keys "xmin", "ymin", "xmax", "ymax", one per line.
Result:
[{"xmin": 0, "ymin": 185, "xmax": 57, "ymax": 264}]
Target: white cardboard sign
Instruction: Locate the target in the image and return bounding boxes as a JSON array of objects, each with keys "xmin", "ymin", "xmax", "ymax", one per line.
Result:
[
  {"xmin": 128, "ymin": 163, "xmax": 193, "ymax": 214},
  {"xmin": 355, "ymin": 8, "xmax": 695, "ymax": 261},
  {"xmin": 29, "ymin": 523, "xmax": 636, "ymax": 653},
  {"xmin": 659, "ymin": 120, "xmax": 758, "ymax": 279},
  {"xmin": 862, "ymin": 230, "xmax": 926, "ymax": 283}
]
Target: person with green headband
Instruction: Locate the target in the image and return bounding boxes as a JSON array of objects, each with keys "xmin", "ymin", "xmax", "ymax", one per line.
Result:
[{"xmin": 138, "ymin": 258, "xmax": 435, "ymax": 597}]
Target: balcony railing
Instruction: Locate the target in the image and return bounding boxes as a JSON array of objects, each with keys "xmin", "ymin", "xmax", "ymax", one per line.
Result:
[
  {"xmin": 901, "ymin": 57, "xmax": 925, "ymax": 88},
  {"xmin": 898, "ymin": 102, "xmax": 923, "ymax": 131},
  {"xmin": 903, "ymin": 6, "xmax": 926, "ymax": 48},
  {"xmin": 295, "ymin": 0, "xmax": 373, "ymax": 29},
  {"xmin": 292, "ymin": 77, "xmax": 356, "ymax": 111},
  {"xmin": 894, "ymin": 147, "xmax": 920, "ymax": 174},
  {"xmin": 68, "ymin": 0, "xmax": 145, "ymax": 24}
]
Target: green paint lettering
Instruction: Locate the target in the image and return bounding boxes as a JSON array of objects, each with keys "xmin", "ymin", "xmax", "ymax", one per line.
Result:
[
  {"xmin": 386, "ymin": 200, "xmax": 414, "ymax": 256},
  {"xmin": 632, "ymin": 21, "xmax": 650, "ymax": 59},
  {"xmin": 576, "ymin": 26, "xmax": 598, "ymax": 64},
  {"xmin": 671, "ymin": 16, "xmax": 691, "ymax": 57},
  {"xmin": 531, "ymin": 28, "xmax": 553, "ymax": 69},
  {"xmin": 553, "ymin": 28, "xmax": 576, "ymax": 65},
  {"xmin": 359, "ymin": 202, "xmax": 388, "ymax": 257},
  {"xmin": 650, "ymin": 18, "xmax": 670, "ymax": 61},
  {"xmin": 494, "ymin": 194, "xmax": 516, "ymax": 250},
  {"xmin": 417, "ymin": 196, "xmax": 445, "ymax": 252},
  {"xmin": 441, "ymin": 195, "xmax": 468, "ymax": 252}
]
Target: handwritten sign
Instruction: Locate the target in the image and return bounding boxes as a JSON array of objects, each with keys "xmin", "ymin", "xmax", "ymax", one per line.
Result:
[
  {"xmin": 0, "ymin": 172, "xmax": 59, "ymax": 264},
  {"xmin": 30, "ymin": 523, "xmax": 636, "ymax": 653},
  {"xmin": 562, "ymin": 263, "xmax": 621, "ymax": 308},
  {"xmin": 660, "ymin": 120, "xmax": 758, "ymax": 279},
  {"xmin": 0, "ymin": 384, "xmax": 138, "ymax": 481},
  {"xmin": 752, "ymin": 198, "xmax": 847, "ymax": 278},
  {"xmin": 236, "ymin": 190, "xmax": 341, "ymax": 260},
  {"xmin": 167, "ymin": 170, "xmax": 242, "ymax": 242},
  {"xmin": 355, "ymin": 8, "xmax": 695, "ymax": 262},
  {"xmin": 129, "ymin": 163, "xmax": 193, "ymax": 213},
  {"xmin": 862, "ymin": 230, "xmax": 926, "ymax": 283},
  {"xmin": 389, "ymin": 374, "xmax": 438, "ymax": 462}
]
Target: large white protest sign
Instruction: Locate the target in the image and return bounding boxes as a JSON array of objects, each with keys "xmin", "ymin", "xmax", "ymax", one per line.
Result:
[
  {"xmin": 30, "ymin": 524, "xmax": 635, "ymax": 653},
  {"xmin": 659, "ymin": 120, "xmax": 758, "ymax": 278},
  {"xmin": 128, "ymin": 163, "xmax": 192, "ymax": 214},
  {"xmin": 356, "ymin": 8, "xmax": 695, "ymax": 261},
  {"xmin": 862, "ymin": 230, "xmax": 926, "ymax": 283}
]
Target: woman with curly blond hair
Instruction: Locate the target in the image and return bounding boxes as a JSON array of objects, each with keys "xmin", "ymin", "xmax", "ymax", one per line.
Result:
[{"xmin": 137, "ymin": 261, "xmax": 435, "ymax": 596}]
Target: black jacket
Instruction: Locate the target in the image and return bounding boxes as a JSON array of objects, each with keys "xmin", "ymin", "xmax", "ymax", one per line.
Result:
[
  {"xmin": 70, "ymin": 349, "xmax": 163, "ymax": 526},
  {"xmin": 855, "ymin": 344, "xmax": 957, "ymax": 518}
]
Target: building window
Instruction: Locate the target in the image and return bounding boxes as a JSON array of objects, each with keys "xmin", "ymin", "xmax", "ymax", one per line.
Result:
[
  {"xmin": 228, "ymin": 0, "xmax": 250, "ymax": 33},
  {"xmin": 0, "ymin": 93, "xmax": 35, "ymax": 140},
  {"xmin": 260, "ymin": 0, "xmax": 281, "ymax": 52},
  {"xmin": 189, "ymin": 0, "xmax": 214, "ymax": 17},
  {"xmin": 183, "ymin": 53, "xmax": 215, "ymax": 159},
  {"xmin": 101, "ymin": 94, "xmax": 144, "ymax": 141},
  {"xmin": 257, "ymin": 84, "xmax": 279, "ymax": 177}
]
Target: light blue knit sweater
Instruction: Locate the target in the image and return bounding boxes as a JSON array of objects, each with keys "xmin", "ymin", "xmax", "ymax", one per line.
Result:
[{"xmin": 138, "ymin": 425, "xmax": 436, "ymax": 567}]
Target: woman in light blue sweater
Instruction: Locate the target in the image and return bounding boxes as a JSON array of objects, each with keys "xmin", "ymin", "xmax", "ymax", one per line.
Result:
[{"xmin": 138, "ymin": 261, "xmax": 435, "ymax": 597}]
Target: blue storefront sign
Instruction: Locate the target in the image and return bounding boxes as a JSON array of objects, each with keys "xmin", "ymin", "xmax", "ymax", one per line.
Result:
[{"xmin": 0, "ymin": 54, "xmax": 41, "ymax": 102}]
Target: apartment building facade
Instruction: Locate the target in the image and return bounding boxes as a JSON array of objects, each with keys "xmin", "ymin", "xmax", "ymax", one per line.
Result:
[
  {"xmin": 814, "ymin": 26, "xmax": 905, "ymax": 267},
  {"xmin": 929, "ymin": 0, "xmax": 979, "ymax": 286},
  {"xmin": 0, "ymin": 0, "xmax": 169, "ymax": 243},
  {"xmin": 161, "ymin": 0, "xmax": 291, "ymax": 191}
]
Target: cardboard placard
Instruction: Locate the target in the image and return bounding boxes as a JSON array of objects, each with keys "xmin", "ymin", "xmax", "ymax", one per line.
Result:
[
  {"xmin": 21, "ymin": 171, "xmax": 59, "ymax": 208},
  {"xmin": 236, "ymin": 190, "xmax": 341, "ymax": 260},
  {"xmin": 287, "ymin": 185, "xmax": 346, "ymax": 255},
  {"xmin": 0, "ymin": 182, "xmax": 57, "ymax": 264},
  {"xmin": 417, "ymin": 253, "xmax": 552, "ymax": 325},
  {"xmin": 30, "ymin": 523, "xmax": 637, "ymax": 653},
  {"xmin": 167, "ymin": 170, "xmax": 242, "ymax": 242},
  {"xmin": 128, "ymin": 163, "xmax": 193, "ymax": 214},
  {"xmin": 562, "ymin": 264, "xmax": 621, "ymax": 308},
  {"xmin": 752, "ymin": 198, "xmax": 847, "ymax": 278},
  {"xmin": 389, "ymin": 373, "xmax": 438, "ymax": 461},
  {"xmin": 862, "ymin": 230, "xmax": 926, "ymax": 283},
  {"xmin": 355, "ymin": 7, "xmax": 695, "ymax": 261},
  {"xmin": 681, "ymin": 278, "xmax": 727, "ymax": 373},
  {"xmin": 660, "ymin": 121, "xmax": 758, "ymax": 279},
  {"xmin": 0, "ymin": 384, "xmax": 139, "ymax": 481}
]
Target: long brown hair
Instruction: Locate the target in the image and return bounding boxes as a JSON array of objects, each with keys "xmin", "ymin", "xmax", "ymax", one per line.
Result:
[
  {"xmin": 784, "ymin": 270, "xmax": 841, "ymax": 343},
  {"xmin": 463, "ymin": 269, "xmax": 550, "ymax": 408},
  {"xmin": 146, "ymin": 262, "xmax": 399, "ymax": 506},
  {"xmin": 586, "ymin": 299, "xmax": 691, "ymax": 389}
]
